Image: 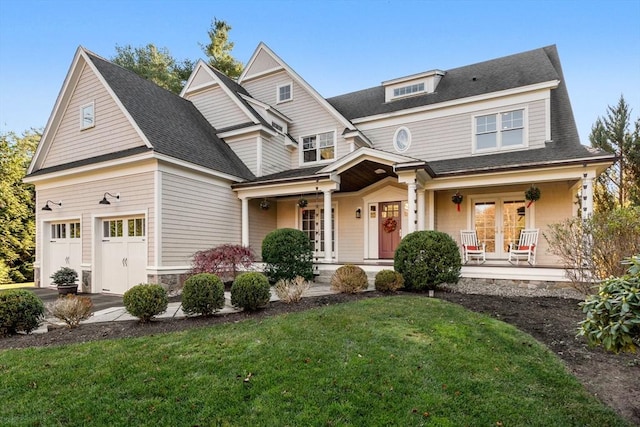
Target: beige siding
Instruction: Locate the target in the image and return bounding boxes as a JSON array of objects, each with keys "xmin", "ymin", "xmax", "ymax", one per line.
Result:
[
  {"xmin": 363, "ymin": 99, "xmax": 547, "ymax": 161},
  {"xmin": 228, "ymin": 137, "xmax": 258, "ymax": 176},
  {"xmin": 191, "ymin": 66, "xmax": 213, "ymax": 87},
  {"xmin": 36, "ymin": 170, "xmax": 156, "ymax": 267},
  {"xmin": 250, "ymin": 199, "xmax": 277, "ymax": 260},
  {"xmin": 161, "ymin": 172, "xmax": 241, "ymax": 265},
  {"xmin": 244, "ymin": 71, "xmax": 349, "ymax": 169},
  {"xmin": 433, "ymin": 181, "xmax": 574, "ymax": 266},
  {"xmin": 43, "ymin": 64, "xmax": 145, "ymax": 168},
  {"xmin": 335, "ymin": 196, "xmax": 365, "ymax": 263},
  {"xmin": 186, "ymin": 86, "xmax": 250, "ymax": 130},
  {"xmin": 244, "ymin": 49, "xmax": 281, "ymax": 79},
  {"xmin": 262, "ymin": 134, "xmax": 290, "ymax": 176}
]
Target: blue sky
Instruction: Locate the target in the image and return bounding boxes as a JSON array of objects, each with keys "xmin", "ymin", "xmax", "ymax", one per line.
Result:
[{"xmin": 1, "ymin": 0, "xmax": 638, "ymax": 145}]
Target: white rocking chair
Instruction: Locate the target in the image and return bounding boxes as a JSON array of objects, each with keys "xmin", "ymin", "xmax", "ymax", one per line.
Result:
[
  {"xmin": 508, "ymin": 229, "xmax": 539, "ymax": 265},
  {"xmin": 460, "ymin": 230, "xmax": 486, "ymax": 264}
]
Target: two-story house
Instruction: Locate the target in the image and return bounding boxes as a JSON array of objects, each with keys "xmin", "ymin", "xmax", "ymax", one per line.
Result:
[{"xmin": 25, "ymin": 43, "xmax": 614, "ymax": 294}]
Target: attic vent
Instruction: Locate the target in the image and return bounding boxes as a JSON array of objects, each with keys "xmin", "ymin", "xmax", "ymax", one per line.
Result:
[{"xmin": 393, "ymin": 82, "xmax": 425, "ymax": 97}]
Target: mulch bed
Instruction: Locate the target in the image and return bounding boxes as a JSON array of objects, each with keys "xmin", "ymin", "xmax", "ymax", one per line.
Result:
[{"xmin": 1, "ymin": 290, "xmax": 638, "ymax": 425}]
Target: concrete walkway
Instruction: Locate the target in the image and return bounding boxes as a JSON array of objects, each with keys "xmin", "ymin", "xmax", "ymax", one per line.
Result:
[{"xmin": 32, "ymin": 284, "xmax": 353, "ymax": 333}]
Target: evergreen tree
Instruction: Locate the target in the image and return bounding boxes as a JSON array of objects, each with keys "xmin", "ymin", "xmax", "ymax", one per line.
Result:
[
  {"xmin": 0, "ymin": 130, "xmax": 39, "ymax": 282},
  {"xmin": 589, "ymin": 95, "xmax": 640, "ymax": 210},
  {"xmin": 112, "ymin": 44, "xmax": 193, "ymax": 94},
  {"xmin": 201, "ymin": 18, "xmax": 244, "ymax": 79}
]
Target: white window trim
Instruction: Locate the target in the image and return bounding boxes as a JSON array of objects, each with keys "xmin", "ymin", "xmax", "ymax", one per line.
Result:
[
  {"xmin": 299, "ymin": 129, "xmax": 337, "ymax": 165},
  {"xmin": 472, "ymin": 107, "xmax": 528, "ymax": 154},
  {"xmin": 80, "ymin": 101, "xmax": 95, "ymax": 130},
  {"xmin": 276, "ymin": 82, "xmax": 293, "ymax": 104},
  {"xmin": 393, "ymin": 126, "xmax": 412, "ymax": 153}
]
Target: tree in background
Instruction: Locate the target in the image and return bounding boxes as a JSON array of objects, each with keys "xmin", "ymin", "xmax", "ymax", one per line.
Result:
[
  {"xmin": 112, "ymin": 44, "xmax": 194, "ymax": 94},
  {"xmin": 589, "ymin": 95, "xmax": 640, "ymax": 210},
  {"xmin": 201, "ymin": 18, "xmax": 244, "ymax": 79},
  {"xmin": 0, "ymin": 130, "xmax": 39, "ymax": 283}
]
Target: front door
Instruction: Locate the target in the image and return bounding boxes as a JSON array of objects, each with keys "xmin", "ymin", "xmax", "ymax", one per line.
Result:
[
  {"xmin": 474, "ymin": 199, "xmax": 526, "ymax": 258},
  {"xmin": 379, "ymin": 201, "xmax": 401, "ymax": 259}
]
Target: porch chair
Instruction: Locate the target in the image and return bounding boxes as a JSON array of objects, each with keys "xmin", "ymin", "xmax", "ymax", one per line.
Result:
[
  {"xmin": 460, "ymin": 230, "xmax": 486, "ymax": 264},
  {"xmin": 508, "ymin": 229, "xmax": 539, "ymax": 266}
]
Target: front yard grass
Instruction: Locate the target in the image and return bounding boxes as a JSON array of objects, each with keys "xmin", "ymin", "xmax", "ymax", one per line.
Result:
[{"xmin": 0, "ymin": 296, "xmax": 628, "ymax": 426}]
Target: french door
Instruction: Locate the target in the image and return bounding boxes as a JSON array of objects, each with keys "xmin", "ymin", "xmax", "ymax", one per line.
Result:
[
  {"xmin": 301, "ymin": 207, "xmax": 335, "ymax": 258},
  {"xmin": 473, "ymin": 198, "xmax": 526, "ymax": 258}
]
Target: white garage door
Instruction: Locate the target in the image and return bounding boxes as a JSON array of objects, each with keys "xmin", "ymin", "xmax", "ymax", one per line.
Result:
[
  {"xmin": 100, "ymin": 217, "xmax": 147, "ymax": 294},
  {"xmin": 44, "ymin": 221, "xmax": 82, "ymax": 288}
]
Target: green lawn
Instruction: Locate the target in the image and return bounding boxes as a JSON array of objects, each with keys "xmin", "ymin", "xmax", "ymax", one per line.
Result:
[
  {"xmin": 0, "ymin": 296, "xmax": 628, "ymax": 426},
  {"xmin": 0, "ymin": 282, "xmax": 34, "ymax": 290}
]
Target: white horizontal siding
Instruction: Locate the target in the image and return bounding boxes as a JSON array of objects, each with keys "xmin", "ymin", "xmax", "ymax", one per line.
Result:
[
  {"xmin": 228, "ymin": 137, "xmax": 258, "ymax": 176},
  {"xmin": 186, "ymin": 86, "xmax": 250, "ymax": 130},
  {"xmin": 161, "ymin": 172, "xmax": 241, "ymax": 265},
  {"xmin": 43, "ymin": 64, "xmax": 145, "ymax": 168},
  {"xmin": 262, "ymin": 134, "xmax": 290, "ymax": 176}
]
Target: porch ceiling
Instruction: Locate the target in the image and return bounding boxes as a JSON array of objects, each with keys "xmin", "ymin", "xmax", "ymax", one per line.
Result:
[{"xmin": 338, "ymin": 160, "xmax": 397, "ymax": 193}]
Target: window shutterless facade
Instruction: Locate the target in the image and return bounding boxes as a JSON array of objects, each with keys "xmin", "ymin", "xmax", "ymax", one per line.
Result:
[
  {"xmin": 474, "ymin": 109, "xmax": 525, "ymax": 152},
  {"xmin": 80, "ymin": 102, "xmax": 94, "ymax": 130},
  {"xmin": 277, "ymin": 82, "xmax": 292, "ymax": 103},
  {"xmin": 302, "ymin": 131, "xmax": 335, "ymax": 163}
]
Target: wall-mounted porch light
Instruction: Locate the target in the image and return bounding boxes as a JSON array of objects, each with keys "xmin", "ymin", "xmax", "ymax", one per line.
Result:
[
  {"xmin": 355, "ymin": 208, "xmax": 362, "ymax": 219},
  {"xmin": 99, "ymin": 192, "xmax": 120, "ymax": 205},
  {"xmin": 42, "ymin": 200, "xmax": 62, "ymax": 211}
]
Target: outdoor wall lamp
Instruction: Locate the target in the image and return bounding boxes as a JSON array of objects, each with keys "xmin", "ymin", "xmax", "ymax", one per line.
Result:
[
  {"xmin": 42, "ymin": 200, "xmax": 62, "ymax": 211},
  {"xmin": 355, "ymin": 208, "xmax": 362, "ymax": 219},
  {"xmin": 99, "ymin": 192, "xmax": 120, "ymax": 205}
]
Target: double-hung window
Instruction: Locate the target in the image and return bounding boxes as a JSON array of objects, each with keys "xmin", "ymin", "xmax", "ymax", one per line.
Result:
[
  {"xmin": 277, "ymin": 83, "xmax": 292, "ymax": 103},
  {"xmin": 475, "ymin": 109, "xmax": 524, "ymax": 151},
  {"xmin": 302, "ymin": 131, "xmax": 335, "ymax": 163}
]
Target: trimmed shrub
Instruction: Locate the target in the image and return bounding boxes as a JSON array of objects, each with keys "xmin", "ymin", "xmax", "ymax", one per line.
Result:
[
  {"xmin": 375, "ymin": 269, "xmax": 404, "ymax": 293},
  {"xmin": 190, "ymin": 244, "xmax": 255, "ymax": 283},
  {"xmin": 262, "ymin": 228, "xmax": 314, "ymax": 283},
  {"xmin": 331, "ymin": 264, "xmax": 369, "ymax": 294},
  {"xmin": 274, "ymin": 276, "xmax": 310, "ymax": 304},
  {"xmin": 230, "ymin": 272, "xmax": 271, "ymax": 311},
  {"xmin": 123, "ymin": 284, "xmax": 168, "ymax": 322},
  {"xmin": 394, "ymin": 230, "xmax": 461, "ymax": 291},
  {"xmin": 578, "ymin": 254, "xmax": 640, "ymax": 353},
  {"xmin": 182, "ymin": 273, "xmax": 225, "ymax": 316},
  {"xmin": 47, "ymin": 295, "xmax": 93, "ymax": 328},
  {"xmin": 0, "ymin": 289, "xmax": 44, "ymax": 336}
]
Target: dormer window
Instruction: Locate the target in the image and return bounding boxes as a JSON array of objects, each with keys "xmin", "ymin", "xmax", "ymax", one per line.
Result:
[
  {"xmin": 277, "ymin": 82, "xmax": 292, "ymax": 103},
  {"xmin": 393, "ymin": 83, "xmax": 425, "ymax": 98},
  {"xmin": 80, "ymin": 102, "xmax": 95, "ymax": 130}
]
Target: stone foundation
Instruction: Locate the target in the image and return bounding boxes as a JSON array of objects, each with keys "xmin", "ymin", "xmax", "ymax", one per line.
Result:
[
  {"xmin": 81, "ymin": 270, "xmax": 91, "ymax": 293},
  {"xmin": 148, "ymin": 273, "xmax": 189, "ymax": 296},
  {"xmin": 34, "ymin": 267, "xmax": 41, "ymax": 288}
]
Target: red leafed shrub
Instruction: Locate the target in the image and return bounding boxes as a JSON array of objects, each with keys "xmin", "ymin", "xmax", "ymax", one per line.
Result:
[{"xmin": 190, "ymin": 244, "xmax": 255, "ymax": 283}]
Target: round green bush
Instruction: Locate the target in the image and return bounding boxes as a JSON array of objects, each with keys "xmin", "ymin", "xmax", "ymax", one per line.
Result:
[
  {"xmin": 394, "ymin": 230, "xmax": 461, "ymax": 291},
  {"xmin": 123, "ymin": 284, "xmax": 168, "ymax": 322},
  {"xmin": 374, "ymin": 269, "xmax": 404, "ymax": 293},
  {"xmin": 262, "ymin": 228, "xmax": 314, "ymax": 283},
  {"xmin": 182, "ymin": 273, "xmax": 225, "ymax": 316},
  {"xmin": 0, "ymin": 289, "xmax": 44, "ymax": 336},
  {"xmin": 331, "ymin": 264, "xmax": 369, "ymax": 294},
  {"xmin": 230, "ymin": 272, "xmax": 271, "ymax": 311}
]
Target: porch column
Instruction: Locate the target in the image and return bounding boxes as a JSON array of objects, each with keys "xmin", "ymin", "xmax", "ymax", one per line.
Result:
[
  {"xmin": 581, "ymin": 173, "xmax": 594, "ymax": 218},
  {"xmin": 427, "ymin": 190, "xmax": 435, "ymax": 230},
  {"xmin": 417, "ymin": 187, "xmax": 426, "ymax": 230},
  {"xmin": 323, "ymin": 189, "xmax": 333, "ymax": 262},
  {"xmin": 241, "ymin": 197, "xmax": 249, "ymax": 247},
  {"xmin": 407, "ymin": 182, "xmax": 417, "ymax": 234}
]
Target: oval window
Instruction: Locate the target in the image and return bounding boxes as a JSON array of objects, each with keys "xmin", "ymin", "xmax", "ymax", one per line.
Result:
[{"xmin": 393, "ymin": 127, "xmax": 411, "ymax": 153}]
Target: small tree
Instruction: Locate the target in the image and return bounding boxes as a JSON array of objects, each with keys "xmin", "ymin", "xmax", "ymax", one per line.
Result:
[
  {"xmin": 262, "ymin": 228, "xmax": 314, "ymax": 283},
  {"xmin": 545, "ymin": 206, "xmax": 640, "ymax": 293},
  {"xmin": 190, "ymin": 244, "xmax": 255, "ymax": 283}
]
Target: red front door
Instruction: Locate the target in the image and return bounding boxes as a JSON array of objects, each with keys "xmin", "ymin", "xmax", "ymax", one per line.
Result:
[{"xmin": 379, "ymin": 201, "xmax": 401, "ymax": 259}]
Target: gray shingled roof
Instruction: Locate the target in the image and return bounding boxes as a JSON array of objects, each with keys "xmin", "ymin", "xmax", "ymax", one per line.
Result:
[
  {"xmin": 86, "ymin": 53, "xmax": 254, "ymax": 180},
  {"xmin": 325, "ymin": 45, "xmax": 613, "ymax": 176}
]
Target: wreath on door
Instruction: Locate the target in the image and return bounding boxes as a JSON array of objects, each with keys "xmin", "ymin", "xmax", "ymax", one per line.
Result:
[{"xmin": 383, "ymin": 217, "xmax": 398, "ymax": 233}]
